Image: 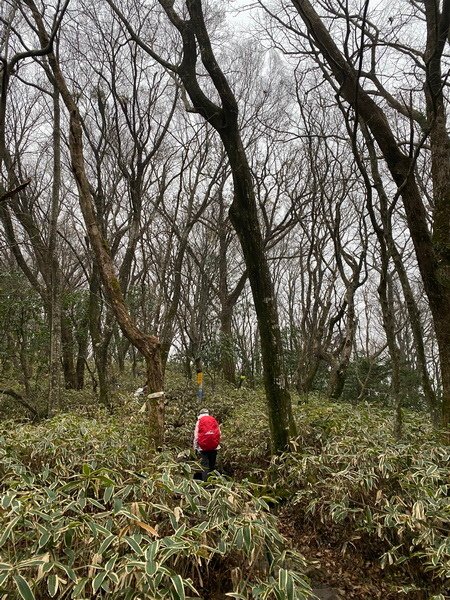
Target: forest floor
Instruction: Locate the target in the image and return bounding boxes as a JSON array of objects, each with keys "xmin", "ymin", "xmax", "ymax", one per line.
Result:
[
  {"xmin": 302, "ymin": 540, "xmax": 395, "ymax": 599},
  {"xmin": 278, "ymin": 519, "xmax": 398, "ymax": 600}
]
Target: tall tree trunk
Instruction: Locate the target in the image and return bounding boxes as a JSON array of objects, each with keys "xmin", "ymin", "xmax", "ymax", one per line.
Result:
[
  {"xmin": 221, "ymin": 126, "xmax": 296, "ymax": 446},
  {"xmin": 160, "ymin": 234, "xmax": 189, "ymax": 370},
  {"xmin": 327, "ymin": 285, "xmax": 359, "ymax": 401},
  {"xmin": 220, "ymin": 306, "xmax": 235, "ymax": 385},
  {"xmin": 117, "ymin": 336, "xmax": 130, "ymax": 374},
  {"xmin": 89, "ymin": 268, "xmax": 113, "ymax": 410},
  {"xmin": 27, "ymin": 0, "xmax": 165, "ymax": 448},
  {"xmin": 292, "ymin": 0, "xmax": 450, "ymax": 433},
  {"xmin": 61, "ymin": 316, "xmax": 77, "ymax": 389},
  {"xmin": 217, "ymin": 200, "xmax": 247, "ymax": 386},
  {"xmin": 74, "ymin": 302, "xmax": 90, "ymax": 390},
  {"xmin": 363, "ymin": 128, "xmax": 439, "ymax": 423},
  {"xmin": 18, "ymin": 322, "xmax": 32, "ymax": 398},
  {"xmin": 47, "ymin": 83, "xmax": 62, "ymax": 416},
  {"xmin": 379, "ymin": 269, "xmax": 403, "ymax": 439},
  {"xmin": 106, "ymin": 0, "xmax": 296, "ymax": 451},
  {"xmin": 75, "ymin": 336, "xmax": 88, "ymax": 390},
  {"xmin": 97, "ymin": 338, "xmax": 112, "ymax": 411},
  {"xmin": 218, "ymin": 194, "xmax": 235, "ymax": 385}
]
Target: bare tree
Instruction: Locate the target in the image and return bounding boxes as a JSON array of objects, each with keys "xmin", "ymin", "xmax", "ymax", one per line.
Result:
[
  {"xmin": 107, "ymin": 0, "xmax": 296, "ymax": 450},
  {"xmin": 24, "ymin": 0, "xmax": 167, "ymax": 448},
  {"xmin": 0, "ymin": 1, "xmax": 71, "ymax": 413},
  {"xmin": 259, "ymin": 0, "xmax": 450, "ymax": 432}
]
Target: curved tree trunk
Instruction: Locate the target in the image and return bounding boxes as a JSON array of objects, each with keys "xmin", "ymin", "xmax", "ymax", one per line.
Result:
[
  {"xmin": 105, "ymin": 0, "xmax": 296, "ymax": 451},
  {"xmin": 292, "ymin": 0, "xmax": 450, "ymax": 434},
  {"xmin": 27, "ymin": 0, "xmax": 165, "ymax": 448},
  {"xmin": 221, "ymin": 126, "xmax": 296, "ymax": 445}
]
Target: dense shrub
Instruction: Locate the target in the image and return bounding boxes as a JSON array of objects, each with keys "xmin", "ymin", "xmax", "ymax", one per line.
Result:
[
  {"xmin": 161, "ymin": 378, "xmax": 272, "ymax": 477},
  {"xmin": 218, "ymin": 388, "xmax": 272, "ymax": 477},
  {"xmin": 0, "ymin": 413, "xmax": 312, "ymax": 600},
  {"xmin": 1, "ymin": 378, "xmax": 448, "ymax": 599},
  {"xmin": 268, "ymin": 399, "xmax": 449, "ymax": 598}
]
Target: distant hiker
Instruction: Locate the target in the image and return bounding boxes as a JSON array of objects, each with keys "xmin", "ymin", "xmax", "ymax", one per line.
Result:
[
  {"xmin": 193, "ymin": 409, "xmax": 221, "ymax": 481},
  {"xmin": 134, "ymin": 384, "xmax": 147, "ymax": 397}
]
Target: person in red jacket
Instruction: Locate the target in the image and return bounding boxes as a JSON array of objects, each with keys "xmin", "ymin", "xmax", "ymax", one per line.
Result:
[{"xmin": 193, "ymin": 409, "xmax": 221, "ymax": 481}]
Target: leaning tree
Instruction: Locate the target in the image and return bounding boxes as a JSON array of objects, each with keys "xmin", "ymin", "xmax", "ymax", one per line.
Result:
[
  {"xmin": 260, "ymin": 0, "xmax": 450, "ymax": 431},
  {"xmin": 106, "ymin": 0, "xmax": 296, "ymax": 451}
]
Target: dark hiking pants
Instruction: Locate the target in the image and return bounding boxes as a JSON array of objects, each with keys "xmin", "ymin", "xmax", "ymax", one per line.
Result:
[{"xmin": 198, "ymin": 450, "xmax": 217, "ymax": 481}]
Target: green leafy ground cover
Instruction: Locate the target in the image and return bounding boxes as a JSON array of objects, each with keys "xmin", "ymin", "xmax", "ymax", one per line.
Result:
[
  {"xmin": 0, "ymin": 377, "xmax": 449, "ymax": 599},
  {"xmin": 223, "ymin": 395, "xmax": 450, "ymax": 599},
  {"xmin": 0, "ymin": 404, "xmax": 311, "ymax": 599}
]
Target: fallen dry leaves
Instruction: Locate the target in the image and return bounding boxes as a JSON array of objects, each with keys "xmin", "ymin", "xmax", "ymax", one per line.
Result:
[{"xmin": 278, "ymin": 518, "xmax": 400, "ymax": 600}]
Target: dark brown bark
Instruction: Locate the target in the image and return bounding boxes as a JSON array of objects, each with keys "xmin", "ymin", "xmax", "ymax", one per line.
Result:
[
  {"xmin": 61, "ymin": 316, "xmax": 77, "ymax": 390},
  {"xmin": 423, "ymin": 0, "xmax": 450, "ymax": 432},
  {"xmin": 75, "ymin": 329, "xmax": 89, "ymax": 391},
  {"xmin": 88, "ymin": 268, "xmax": 114, "ymax": 410},
  {"xmin": 220, "ymin": 306, "xmax": 235, "ymax": 385},
  {"xmin": 382, "ymin": 272, "xmax": 403, "ymax": 440},
  {"xmin": 105, "ymin": 0, "xmax": 295, "ymax": 449},
  {"xmin": 25, "ymin": 0, "xmax": 165, "ymax": 448},
  {"xmin": 0, "ymin": 389, "xmax": 40, "ymax": 421},
  {"xmin": 163, "ymin": 0, "xmax": 296, "ymax": 449},
  {"xmin": 217, "ymin": 194, "xmax": 247, "ymax": 385},
  {"xmin": 159, "ymin": 147, "xmax": 223, "ymax": 371},
  {"xmin": 362, "ymin": 126, "xmax": 439, "ymax": 423},
  {"xmin": 160, "ymin": 231, "xmax": 191, "ymax": 369},
  {"xmin": 222, "ymin": 125, "xmax": 296, "ymax": 444},
  {"xmin": 0, "ymin": 180, "xmax": 31, "ymax": 203},
  {"xmin": 292, "ymin": 0, "xmax": 450, "ymax": 432},
  {"xmin": 0, "ymin": 50, "xmax": 71, "ymax": 397},
  {"xmin": 47, "ymin": 84, "xmax": 62, "ymax": 415}
]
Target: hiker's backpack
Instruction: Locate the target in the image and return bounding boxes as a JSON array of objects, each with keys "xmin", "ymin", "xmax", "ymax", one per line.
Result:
[{"xmin": 197, "ymin": 415, "xmax": 220, "ymax": 451}]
